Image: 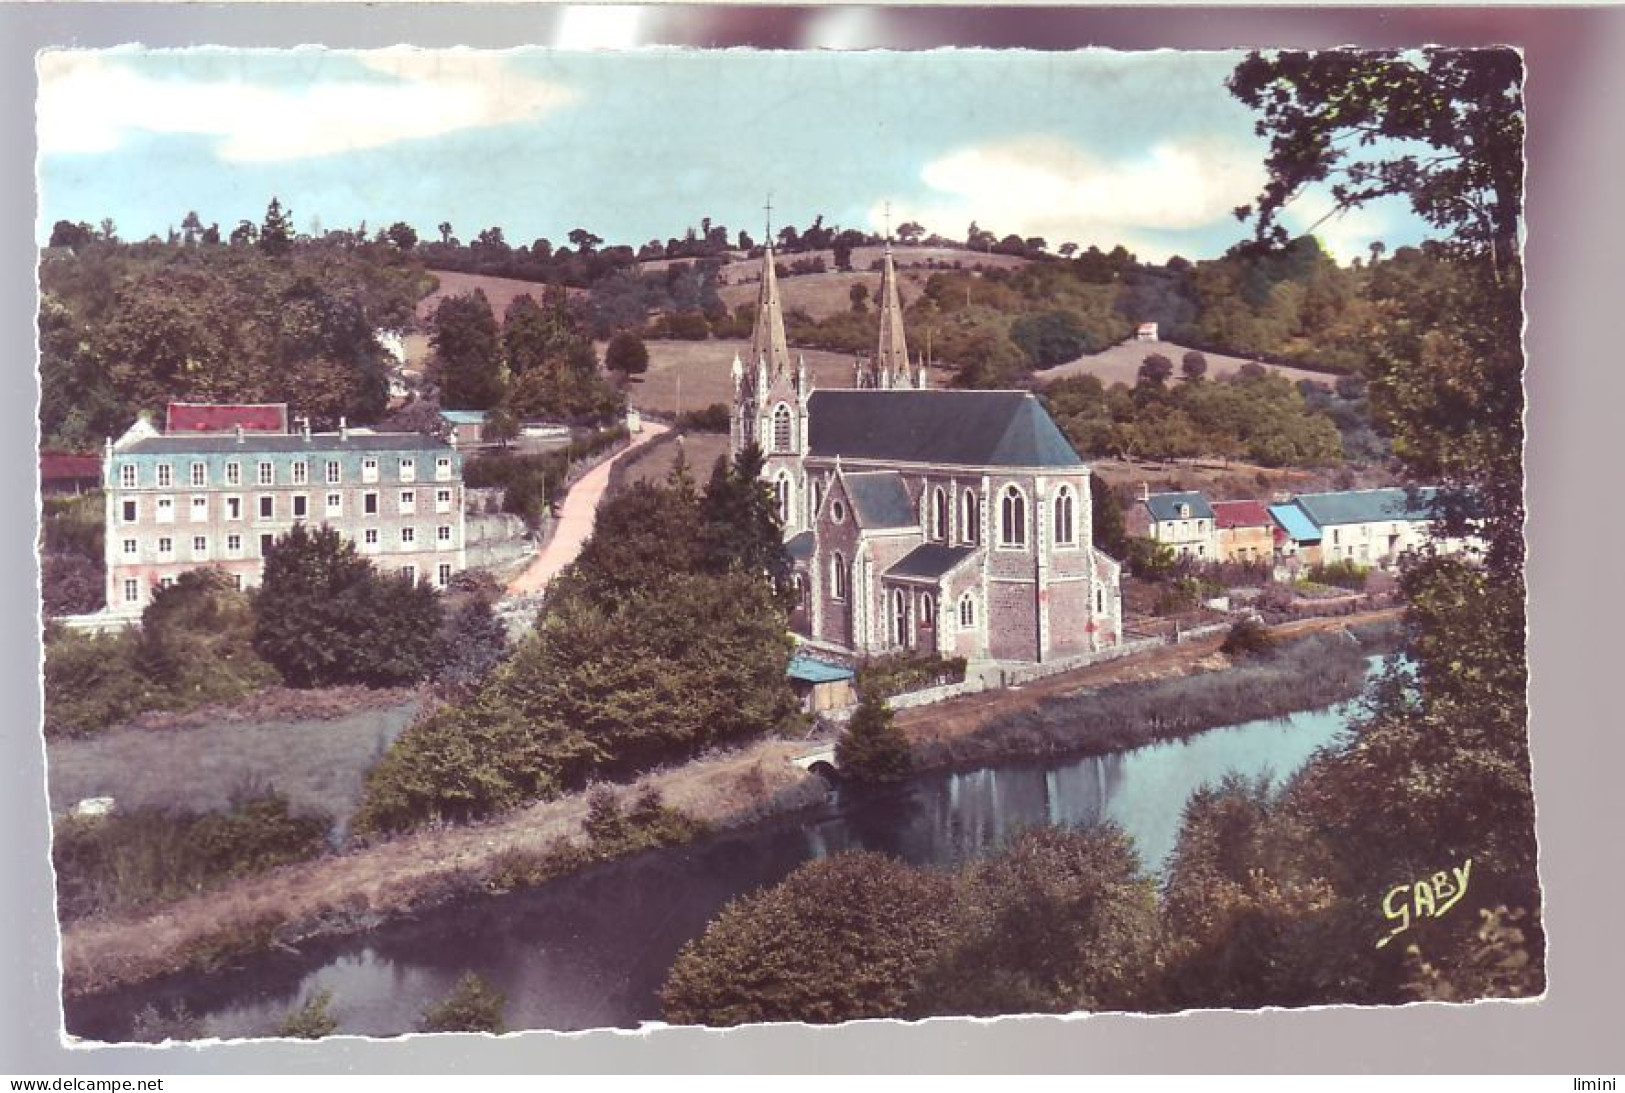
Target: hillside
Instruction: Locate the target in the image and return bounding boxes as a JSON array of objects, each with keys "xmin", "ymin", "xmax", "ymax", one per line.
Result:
[{"xmin": 1036, "ymin": 338, "xmax": 1336, "ymax": 389}]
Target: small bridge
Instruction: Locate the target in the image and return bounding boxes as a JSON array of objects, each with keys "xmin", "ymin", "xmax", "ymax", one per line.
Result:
[{"xmin": 790, "ymin": 745, "xmax": 839, "ymax": 780}]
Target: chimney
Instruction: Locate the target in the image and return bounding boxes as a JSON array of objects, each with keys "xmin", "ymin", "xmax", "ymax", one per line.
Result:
[
  {"xmin": 340, "ymin": 416, "xmax": 349, "ymax": 442},
  {"xmin": 235, "ymin": 424, "xmax": 244, "ymax": 445},
  {"xmin": 1139, "ymin": 482, "xmax": 1150, "ymax": 502}
]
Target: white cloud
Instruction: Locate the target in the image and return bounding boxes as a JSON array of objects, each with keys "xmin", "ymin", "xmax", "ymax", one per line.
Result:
[
  {"xmin": 37, "ymin": 48, "xmax": 575, "ymax": 163},
  {"xmin": 874, "ymin": 135, "xmax": 1268, "ymax": 262},
  {"xmin": 1279, "ymin": 186, "xmax": 1406, "ymax": 265}
]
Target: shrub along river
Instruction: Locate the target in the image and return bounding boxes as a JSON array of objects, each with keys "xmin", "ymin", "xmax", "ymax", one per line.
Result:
[{"xmin": 65, "ymin": 656, "xmax": 1388, "ymax": 1041}]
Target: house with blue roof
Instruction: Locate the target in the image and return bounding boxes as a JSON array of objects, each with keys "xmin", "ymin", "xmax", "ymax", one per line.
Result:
[
  {"xmin": 1283, "ymin": 487, "xmax": 1483, "ymax": 569},
  {"xmin": 1126, "ymin": 486, "xmax": 1218, "ymax": 561},
  {"xmin": 728, "ymin": 241, "xmax": 1123, "ymax": 665}
]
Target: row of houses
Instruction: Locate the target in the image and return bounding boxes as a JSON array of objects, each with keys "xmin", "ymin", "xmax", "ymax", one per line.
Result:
[{"xmin": 1126, "ymin": 484, "xmax": 1483, "ymax": 571}]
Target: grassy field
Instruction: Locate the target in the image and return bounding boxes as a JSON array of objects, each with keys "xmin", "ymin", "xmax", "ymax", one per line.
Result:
[
  {"xmin": 1036, "ymin": 337, "xmax": 1336, "ymax": 389},
  {"xmin": 619, "ymin": 431, "xmax": 732, "ymax": 488},
  {"xmin": 47, "ymin": 699, "xmax": 423, "ymax": 837}
]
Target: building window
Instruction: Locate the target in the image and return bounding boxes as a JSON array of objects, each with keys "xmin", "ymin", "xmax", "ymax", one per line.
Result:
[
  {"xmin": 157, "ymin": 536, "xmax": 173, "ymax": 558},
  {"xmin": 892, "ymin": 588, "xmax": 910, "ymax": 647},
  {"xmin": 774, "ymin": 473, "xmax": 791, "ymax": 526},
  {"xmin": 1097, "ymin": 588, "xmax": 1105, "ymax": 614},
  {"xmin": 811, "ymin": 479, "xmax": 823, "ymax": 519},
  {"xmin": 832, "ymin": 552, "xmax": 848, "ymax": 601},
  {"xmin": 437, "ymin": 525, "xmax": 452, "ymax": 543},
  {"xmin": 362, "ymin": 458, "xmax": 379, "ymax": 483},
  {"xmin": 400, "ymin": 458, "xmax": 416, "ymax": 483},
  {"xmin": 121, "ymin": 538, "xmax": 137, "ymax": 559},
  {"xmin": 326, "ymin": 460, "xmax": 342, "ymax": 485},
  {"xmin": 831, "ymin": 499, "xmax": 846, "ymax": 524},
  {"xmin": 399, "ymin": 490, "xmax": 416, "ymax": 515},
  {"xmin": 191, "ymin": 496, "xmax": 208, "ymax": 522},
  {"xmin": 364, "ymin": 492, "xmax": 379, "ymax": 516},
  {"xmin": 189, "ymin": 462, "xmax": 207, "ymax": 487},
  {"xmin": 962, "ymin": 488, "xmax": 979, "ymax": 544},
  {"xmin": 226, "ymin": 496, "xmax": 242, "ymax": 521},
  {"xmin": 363, "ymin": 528, "xmax": 379, "ymax": 552},
  {"xmin": 933, "ymin": 486, "xmax": 949, "ymax": 542},
  {"xmin": 1000, "ymin": 485, "xmax": 1026, "ymax": 548},
  {"xmin": 1054, "ymin": 485, "xmax": 1076, "ymax": 546},
  {"xmin": 156, "ymin": 497, "xmax": 174, "ymax": 524},
  {"xmin": 920, "ymin": 593, "xmax": 935, "ymax": 630},
  {"xmin": 225, "ymin": 462, "xmax": 241, "ymax": 486},
  {"xmin": 326, "ymin": 492, "xmax": 342, "ymax": 516},
  {"xmin": 401, "ymin": 527, "xmax": 416, "ymax": 545},
  {"xmin": 232, "ymin": 574, "xmax": 244, "ymax": 591},
  {"xmin": 436, "ymin": 457, "xmax": 452, "ymax": 481},
  {"xmin": 227, "ymin": 534, "xmax": 243, "ymax": 557},
  {"xmin": 291, "ymin": 461, "xmax": 308, "ymax": 486},
  {"xmin": 258, "ymin": 495, "xmax": 274, "ymax": 520},
  {"xmin": 438, "ymin": 563, "xmax": 453, "ymax": 587},
  {"xmin": 119, "ymin": 464, "xmax": 137, "ymax": 489},
  {"xmin": 121, "ymin": 499, "xmax": 137, "ymax": 523},
  {"xmin": 292, "ymin": 494, "xmax": 308, "ymax": 519},
  {"xmin": 156, "ymin": 463, "xmax": 173, "ymax": 488},
  {"xmin": 159, "ymin": 576, "xmax": 174, "ymax": 590},
  {"xmin": 123, "ymin": 579, "xmax": 140, "ymax": 604},
  {"xmin": 259, "ymin": 533, "xmax": 275, "ymax": 556},
  {"xmin": 772, "ymin": 403, "xmax": 793, "ymax": 452},
  {"xmin": 1179, "ymin": 503, "xmax": 1191, "ymax": 519},
  {"xmin": 191, "ymin": 535, "xmax": 208, "ymax": 560},
  {"xmin": 959, "ymin": 593, "xmax": 976, "ymax": 629},
  {"xmin": 257, "ymin": 461, "xmax": 274, "ymax": 486},
  {"xmin": 436, "ymin": 489, "xmax": 453, "ymax": 514},
  {"xmin": 400, "ymin": 564, "xmax": 417, "ymax": 584}
]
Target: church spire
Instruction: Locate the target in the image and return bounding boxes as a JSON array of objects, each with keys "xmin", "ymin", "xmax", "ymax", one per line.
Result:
[
  {"xmin": 874, "ymin": 239, "xmax": 910, "ymax": 387},
  {"xmin": 750, "ymin": 244, "xmax": 794, "ymax": 379}
]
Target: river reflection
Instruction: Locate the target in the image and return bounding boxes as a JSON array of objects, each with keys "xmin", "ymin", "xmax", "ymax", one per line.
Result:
[{"xmin": 66, "ymin": 666, "xmax": 1372, "ymax": 1041}]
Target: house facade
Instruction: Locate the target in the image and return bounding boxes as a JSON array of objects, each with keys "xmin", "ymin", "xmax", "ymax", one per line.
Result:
[
  {"xmin": 1286, "ymin": 487, "xmax": 1482, "ymax": 570},
  {"xmin": 1127, "ymin": 489, "xmax": 1217, "ymax": 561},
  {"xmin": 103, "ymin": 413, "xmax": 467, "ymax": 615},
  {"xmin": 1210, "ymin": 499, "xmax": 1275, "ymax": 564},
  {"xmin": 730, "ymin": 243, "xmax": 1122, "ymax": 664}
]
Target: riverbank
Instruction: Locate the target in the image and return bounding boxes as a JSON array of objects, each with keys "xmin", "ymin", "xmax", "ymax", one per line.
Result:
[{"xmin": 59, "ymin": 608, "xmax": 1401, "ymax": 1002}]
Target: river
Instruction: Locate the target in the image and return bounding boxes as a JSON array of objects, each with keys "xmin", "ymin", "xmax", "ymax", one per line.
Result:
[{"xmin": 64, "ymin": 660, "xmax": 1379, "ymax": 1041}]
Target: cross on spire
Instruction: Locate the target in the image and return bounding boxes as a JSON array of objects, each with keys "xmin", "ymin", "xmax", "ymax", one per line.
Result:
[
  {"xmin": 764, "ymin": 193, "xmax": 774, "ymax": 243},
  {"xmin": 883, "ymin": 200, "xmax": 892, "ymax": 241}
]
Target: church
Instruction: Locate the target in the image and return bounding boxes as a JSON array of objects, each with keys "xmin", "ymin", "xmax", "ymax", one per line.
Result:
[{"xmin": 728, "ymin": 241, "xmax": 1123, "ymax": 664}]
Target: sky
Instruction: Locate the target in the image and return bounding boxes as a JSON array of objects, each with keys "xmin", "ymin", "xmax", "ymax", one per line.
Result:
[{"xmin": 35, "ymin": 45, "xmax": 1432, "ymax": 264}]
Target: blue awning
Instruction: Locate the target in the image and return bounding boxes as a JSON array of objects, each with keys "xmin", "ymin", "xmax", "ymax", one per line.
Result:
[{"xmin": 787, "ymin": 655, "xmax": 854, "ymax": 684}]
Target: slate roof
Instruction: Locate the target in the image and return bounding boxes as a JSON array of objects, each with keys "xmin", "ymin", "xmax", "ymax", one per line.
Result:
[
  {"xmin": 40, "ymin": 451, "xmax": 101, "ymax": 483},
  {"xmin": 1143, "ymin": 491, "xmax": 1214, "ymax": 522},
  {"xmin": 886, "ymin": 543, "xmax": 977, "ymax": 583},
  {"xmin": 117, "ymin": 432, "xmax": 455, "ymax": 456},
  {"xmin": 1292, "ymin": 488, "xmax": 1445, "ymax": 528},
  {"xmin": 787, "ymin": 655, "xmax": 855, "ymax": 684},
  {"xmin": 786, "ymin": 530, "xmax": 816, "ymax": 561},
  {"xmin": 1210, "ymin": 499, "xmax": 1273, "ymax": 529},
  {"xmin": 843, "ymin": 472, "xmax": 917, "ymax": 529},
  {"xmin": 807, "ymin": 390, "xmax": 1084, "ymax": 469},
  {"xmin": 1269, "ymin": 503, "xmax": 1322, "ymax": 543},
  {"xmin": 439, "ymin": 410, "xmax": 489, "ymax": 426},
  {"xmin": 166, "ymin": 402, "xmax": 288, "ymax": 434}
]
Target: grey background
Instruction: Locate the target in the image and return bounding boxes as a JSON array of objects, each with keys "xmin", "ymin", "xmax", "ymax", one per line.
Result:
[{"xmin": 2, "ymin": 4, "xmax": 1618, "ymax": 1074}]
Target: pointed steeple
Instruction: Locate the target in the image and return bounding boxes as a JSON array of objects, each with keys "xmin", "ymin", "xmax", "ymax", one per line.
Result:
[
  {"xmin": 874, "ymin": 240, "xmax": 910, "ymax": 387},
  {"xmin": 750, "ymin": 246, "xmax": 793, "ymax": 379}
]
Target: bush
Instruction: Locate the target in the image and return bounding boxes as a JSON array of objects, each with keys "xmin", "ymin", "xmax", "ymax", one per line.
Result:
[
  {"xmin": 275, "ymin": 990, "xmax": 338, "ymax": 1039},
  {"xmin": 1220, "ymin": 617, "xmax": 1275, "ymax": 657},
  {"xmin": 1307, "ymin": 559, "xmax": 1370, "ymax": 591},
  {"xmin": 129, "ymin": 1002, "xmax": 203, "ymax": 1043},
  {"xmin": 43, "ymin": 627, "xmax": 149, "ymax": 738},
  {"xmin": 836, "ymin": 696, "xmax": 912, "ymax": 785},
  {"xmin": 675, "ymin": 402, "xmax": 731, "ymax": 433},
  {"xmin": 855, "ymin": 651, "xmax": 967, "ymax": 701},
  {"xmin": 421, "ymin": 972, "xmax": 506, "ymax": 1034}
]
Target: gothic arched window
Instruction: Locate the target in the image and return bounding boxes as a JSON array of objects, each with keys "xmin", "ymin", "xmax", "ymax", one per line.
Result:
[
  {"xmin": 959, "ymin": 593, "xmax": 976, "ymax": 629},
  {"xmin": 832, "ymin": 552, "xmax": 849, "ymax": 601},
  {"xmin": 1000, "ymin": 484, "xmax": 1027, "ymax": 548},
  {"xmin": 1054, "ymin": 485, "xmax": 1076, "ymax": 547},
  {"xmin": 773, "ymin": 403, "xmax": 793, "ymax": 452},
  {"xmin": 892, "ymin": 588, "xmax": 910, "ymax": 647},
  {"xmin": 920, "ymin": 593, "xmax": 935, "ymax": 630},
  {"xmin": 774, "ymin": 472, "xmax": 792, "ymax": 526},
  {"xmin": 933, "ymin": 486, "xmax": 949, "ymax": 542},
  {"xmin": 962, "ymin": 488, "xmax": 979, "ymax": 544}
]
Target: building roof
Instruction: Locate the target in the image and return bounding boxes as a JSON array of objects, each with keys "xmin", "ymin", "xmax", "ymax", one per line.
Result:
[
  {"xmin": 439, "ymin": 410, "xmax": 489, "ymax": 426},
  {"xmin": 786, "ymin": 530, "xmax": 816, "ymax": 561},
  {"xmin": 874, "ymin": 243, "xmax": 911, "ymax": 385},
  {"xmin": 40, "ymin": 451, "xmax": 101, "ymax": 482},
  {"xmin": 886, "ymin": 543, "xmax": 977, "ymax": 583},
  {"xmin": 1143, "ymin": 491, "xmax": 1214, "ymax": 522},
  {"xmin": 1269, "ymin": 503, "xmax": 1322, "ymax": 542},
  {"xmin": 808, "ymin": 390, "xmax": 1084, "ymax": 469},
  {"xmin": 787, "ymin": 654, "xmax": 855, "ymax": 685},
  {"xmin": 842, "ymin": 471, "xmax": 917, "ymax": 529},
  {"xmin": 1210, "ymin": 499, "xmax": 1273, "ymax": 529},
  {"xmin": 166, "ymin": 402, "xmax": 288, "ymax": 434},
  {"xmin": 115, "ymin": 431, "xmax": 456, "ymax": 457},
  {"xmin": 1292, "ymin": 487, "xmax": 1444, "ymax": 528},
  {"xmin": 749, "ymin": 246, "xmax": 794, "ymax": 378}
]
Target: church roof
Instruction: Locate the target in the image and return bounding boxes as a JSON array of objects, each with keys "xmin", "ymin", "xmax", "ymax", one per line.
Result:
[
  {"xmin": 749, "ymin": 246, "xmax": 793, "ymax": 377},
  {"xmin": 874, "ymin": 243, "xmax": 910, "ymax": 384},
  {"xmin": 807, "ymin": 390, "xmax": 1084, "ymax": 469},
  {"xmin": 886, "ymin": 543, "xmax": 977, "ymax": 582},
  {"xmin": 842, "ymin": 471, "xmax": 917, "ymax": 529}
]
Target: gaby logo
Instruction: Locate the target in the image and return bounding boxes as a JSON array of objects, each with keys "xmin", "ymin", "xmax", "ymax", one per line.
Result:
[{"xmin": 1377, "ymin": 858, "xmax": 1473, "ymax": 949}]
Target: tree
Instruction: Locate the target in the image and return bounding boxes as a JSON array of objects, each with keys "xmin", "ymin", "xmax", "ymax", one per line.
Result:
[
  {"xmin": 896, "ymin": 220, "xmax": 926, "ymax": 245},
  {"xmin": 1181, "ymin": 351, "xmax": 1208, "ymax": 382},
  {"xmin": 420, "ymin": 973, "xmax": 506, "ymax": 1034},
  {"xmin": 698, "ymin": 445, "xmax": 792, "ymax": 598},
  {"xmin": 48, "ymin": 220, "xmax": 96, "ymax": 252},
  {"xmin": 1228, "ymin": 50, "xmax": 1523, "ymax": 275},
  {"xmin": 1138, "ymin": 353, "xmax": 1175, "ymax": 387},
  {"xmin": 438, "ymin": 221, "xmax": 454, "ymax": 245},
  {"xmin": 432, "ymin": 597, "xmax": 510, "ymax": 698},
  {"xmin": 385, "ymin": 221, "xmax": 418, "ymax": 251},
  {"xmin": 482, "ymin": 405, "xmax": 520, "ymax": 447},
  {"xmin": 253, "ymin": 524, "xmax": 442, "ymax": 688},
  {"xmin": 275, "ymin": 990, "xmax": 339, "ymax": 1039},
  {"xmin": 180, "ymin": 210, "xmax": 203, "ymax": 246},
  {"xmin": 661, "ymin": 852, "xmax": 956, "ymax": 1025},
  {"xmin": 567, "ymin": 227, "xmax": 602, "ymax": 254},
  {"xmin": 259, "ymin": 197, "xmax": 293, "ymax": 256},
  {"xmin": 229, "ymin": 220, "xmax": 257, "ymax": 247},
  {"xmin": 835, "ymin": 694, "xmax": 911, "ymax": 784},
  {"xmin": 604, "ymin": 331, "xmax": 649, "ymax": 380},
  {"xmin": 848, "ymin": 282, "xmax": 870, "ymax": 313},
  {"xmin": 431, "ymin": 290, "xmax": 505, "ymax": 410}
]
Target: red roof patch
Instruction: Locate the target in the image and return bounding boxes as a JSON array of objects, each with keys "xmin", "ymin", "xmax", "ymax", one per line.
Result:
[
  {"xmin": 166, "ymin": 403, "xmax": 288, "ymax": 434},
  {"xmin": 40, "ymin": 451, "xmax": 100, "ymax": 482},
  {"xmin": 1210, "ymin": 499, "xmax": 1272, "ymax": 529}
]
